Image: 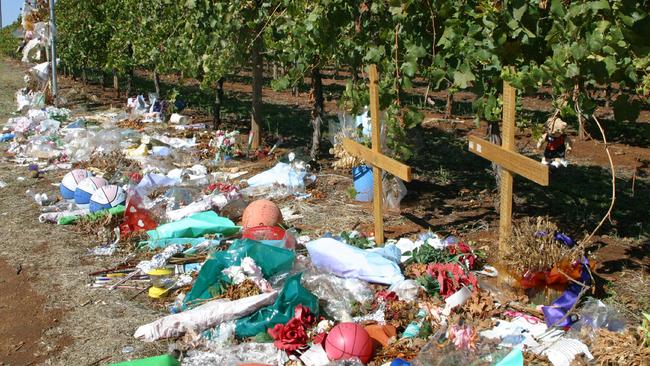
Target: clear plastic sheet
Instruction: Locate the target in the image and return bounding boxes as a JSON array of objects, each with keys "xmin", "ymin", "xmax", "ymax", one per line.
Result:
[
  {"xmin": 301, "ymin": 268, "xmax": 375, "ymax": 321},
  {"xmin": 412, "ymin": 335, "xmax": 509, "ymax": 366},
  {"xmin": 567, "ymin": 298, "xmax": 627, "ymax": 341},
  {"xmin": 181, "ymin": 342, "xmax": 278, "ymax": 366}
]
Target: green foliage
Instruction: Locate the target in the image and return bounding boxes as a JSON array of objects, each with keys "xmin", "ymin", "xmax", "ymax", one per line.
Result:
[
  {"xmin": 339, "ymin": 231, "xmax": 375, "ymax": 249},
  {"xmin": 51, "ymin": 0, "xmax": 650, "ymax": 155},
  {"xmin": 0, "ymin": 21, "xmax": 21, "ymax": 57}
]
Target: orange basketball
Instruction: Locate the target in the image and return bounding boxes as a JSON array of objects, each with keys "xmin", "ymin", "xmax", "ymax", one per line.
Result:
[{"xmin": 241, "ymin": 199, "xmax": 283, "ymax": 229}]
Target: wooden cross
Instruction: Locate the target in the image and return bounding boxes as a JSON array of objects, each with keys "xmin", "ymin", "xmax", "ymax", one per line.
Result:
[
  {"xmin": 343, "ymin": 65, "xmax": 413, "ymax": 245},
  {"xmin": 468, "ymin": 81, "xmax": 549, "ymax": 254}
]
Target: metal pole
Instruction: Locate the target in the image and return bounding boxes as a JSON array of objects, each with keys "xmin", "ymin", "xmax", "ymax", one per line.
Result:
[
  {"xmin": 1, "ymin": 0, "xmax": 4, "ymax": 29},
  {"xmin": 49, "ymin": 0, "xmax": 58, "ymax": 105}
]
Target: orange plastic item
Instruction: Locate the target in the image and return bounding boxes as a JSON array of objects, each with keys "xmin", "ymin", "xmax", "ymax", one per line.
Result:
[
  {"xmin": 242, "ymin": 199, "xmax": 283, "ymax": 228},
  {"xmin": 365, "ymin": 324, "xmax": 397, "ymax": 348},
  {"xmin": 518, "ymin": 260, "xmax": 596, "ymax": 289}
]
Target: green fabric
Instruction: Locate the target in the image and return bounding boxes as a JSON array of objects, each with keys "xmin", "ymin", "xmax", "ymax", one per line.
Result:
[
  {"xmin": 183, "ymin": 239, "xmax": 295, "ymax": 307},
  {"xmin": 109, "ymin": 355, "xmax": 180, "ymax": 366},
  {"xmin": 58, "ymin": 205, "xmax": 125, "ymax": 225},
  {"xmin": 146, "ymin": 211, "xmax": 240, "ymax": 240},
  {"xmin": 235, "ymin": 273, "xmax": 319, "ymax": 338}
]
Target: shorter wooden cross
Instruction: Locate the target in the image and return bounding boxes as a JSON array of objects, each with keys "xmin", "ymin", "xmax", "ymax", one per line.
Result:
[
  {"xmin": 343, "ymin": 64, "xmax": 412, "ymax": 245},
  {"xmin": 468, "ymin": 80, "xmax": 549, "ymax": 254}
]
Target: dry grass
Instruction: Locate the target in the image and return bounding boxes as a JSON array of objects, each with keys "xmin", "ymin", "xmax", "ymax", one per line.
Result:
[
  {"xmin": 583, "ymin": 328, "xmax": 650, "ymax": 366},
  {"xmin": 75, "ymin": 151, "xmax": 142, "ymax": 181},
  {"xmin": 502, "ymin": 217, "xmax": 583, "ymax": 274}
]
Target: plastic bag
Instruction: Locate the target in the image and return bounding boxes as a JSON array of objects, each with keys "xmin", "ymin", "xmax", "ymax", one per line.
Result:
[
  {"xmin": 301, "ymin": 268, "xmax": 374, "ymax": 321},
  {"xmin": 388, "ymin": 279, "xmax": 423, "ymax": 303},
  {"xmin": 184, "ymin": 239, "xmax": 296, "ymax": 307},
  {"xmin": 16, "ymin": 90, "xmax": 31, "ymax": 112},
  {"xmin": 567, "ymin": 298, "xmax": 627, "ymax": 339},
  {"xmin": 245, "ymin": 160, "xmax": 315, "ymax": 198},
  {"xmin": 306, "ymin": 238, "xmax": 405, "ymax": 285},
  {"xmin": 235, "ymin": 273, "xmax": 319, "ymax": 338},
  {"xmin": 383, "ymin": 175, "xmax": 407, "ymax": 211},
  {"xmin": 146, "ymin": 211, "xmax": 240, "ymax": 241}
]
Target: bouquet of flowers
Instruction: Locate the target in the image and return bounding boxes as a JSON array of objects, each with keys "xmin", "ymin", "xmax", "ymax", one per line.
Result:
[{"xmin": 212, "ymin": 130, "xmax": 240, "ymax": 161}]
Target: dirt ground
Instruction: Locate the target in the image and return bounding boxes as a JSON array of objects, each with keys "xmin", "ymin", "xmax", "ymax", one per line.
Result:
[{"xmin": 0, "ymin": 56, "xmax": 648, "ymax": 365}]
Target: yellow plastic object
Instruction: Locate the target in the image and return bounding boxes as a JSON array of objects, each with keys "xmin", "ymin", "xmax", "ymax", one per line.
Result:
[
  {"xmin": 147, "ymin": 268, "xmax": 173, "ymax": 276},
  {"xmin": 125, "ymin": 144, "xmax": 150, "ymax": 157},
  {"xmin": 148, "ymin": 286, "xmax": 170, "ymax": 299}
]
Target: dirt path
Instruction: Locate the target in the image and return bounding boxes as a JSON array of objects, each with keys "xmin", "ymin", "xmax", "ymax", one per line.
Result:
[{"xmin": 0, "ymin": 59, "xmax": 165, "ymax": 365}]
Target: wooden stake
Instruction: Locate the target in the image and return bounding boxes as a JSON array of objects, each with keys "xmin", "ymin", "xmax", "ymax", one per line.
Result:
[
  {"xmin": 499, "ymin": 82, "xmax": 516, "ymax": 254},
  {"xmin": 468, "ymin": 80, "xmax": 549, "ymax": 256},
  {"xmin": 343, "ymin": 65, "xmax": 413, "ymax": 245},
  {"xmin": 369, "ymin": 66, "xmax": 384, "ymax": 244}
]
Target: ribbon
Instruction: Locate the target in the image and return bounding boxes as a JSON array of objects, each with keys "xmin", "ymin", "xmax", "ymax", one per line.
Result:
[{"xmin": 542, "ymin": 257, "xmax": 591, "ymax": 327}]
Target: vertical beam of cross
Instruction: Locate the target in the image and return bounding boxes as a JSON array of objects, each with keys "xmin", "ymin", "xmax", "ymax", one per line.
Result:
[
  {"xmin": 468, "ymin": 80, "xmax": 549, "ymax": 256},
  {"xmin": 342, "ymin": 65, "xmax": 413, "ymax": 245},
  {"xmin": 499, "ymin": 81, "xmax": 516, "ymax": 253},
  {"xmin": 368, "ymin": 65, "xmax": 385, "ymax": 244}
]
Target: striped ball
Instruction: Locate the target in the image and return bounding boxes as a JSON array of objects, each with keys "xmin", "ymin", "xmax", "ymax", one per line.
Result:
[
  {"xmin": 74, "ymin": 176, "xmax": 108, "ymax": 206},
  {"xmin": 60, "ymin": 169, "xmax": 91, "ymax": 200},
  {"xmin": 89, "ymin": 185, "xmax": 126, "ymax": 213}
]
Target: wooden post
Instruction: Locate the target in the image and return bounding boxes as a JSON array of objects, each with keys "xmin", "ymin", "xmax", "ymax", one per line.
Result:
[
  {"xmin": 468, "ymin": 80, "xmax": 550, "ymax": 256},
  {"xmin": 499, "ymin": 82, "xmax": 516, "ymax": 253},
  {"xmin": 343, "ymin": 65, "xmax": 413, "ymax": 245},
  {"xmin": 369, "ymin": 66, "xmax": 385, "ymax": 244}
]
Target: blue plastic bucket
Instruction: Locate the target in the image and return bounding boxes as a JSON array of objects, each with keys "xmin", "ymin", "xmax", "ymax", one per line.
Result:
[{"xmin": 352, "ymin": 165, "xmax": 373, "ymax": 202}]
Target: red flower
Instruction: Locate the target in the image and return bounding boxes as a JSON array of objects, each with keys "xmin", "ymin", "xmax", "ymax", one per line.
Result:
[
  {"xmin": 268, "ymin": 318, "xmax": 308, "ymax": 351},
  {"xmin": 426, "ymin": 263, "xmax": 477, "ymax": 298},
  {"xmin": 129, "ymin": 172, "xmax": 143, "ymax": 183},
  {"xmin": 376, "ymin": 290, "xmax": 399, "ymax": 303},
  {"xmin": 294, "ymin": 304, "xmax": 316, "ymax": 327},
  {"xmin": 449, "ymin": 242, "xmax": 477, "ymax": 270}
]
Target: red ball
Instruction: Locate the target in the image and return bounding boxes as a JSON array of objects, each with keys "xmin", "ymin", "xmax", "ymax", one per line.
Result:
[
  {"xmin": 325, "ymin": 322, "xmax": 374, "ymax": 364},
  {"xmin": 241, "ymin": 199, "xmax": 282, "ymax": 229}
]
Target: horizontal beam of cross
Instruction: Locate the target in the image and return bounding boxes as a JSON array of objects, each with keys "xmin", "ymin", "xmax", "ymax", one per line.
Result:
[
  {"xmin": 342, "ymin": 138, "xmax": 413, "ymax": 182},
  {"xmin": 468, "ymin": 135, "xmax": 549, "ymax": 186}
]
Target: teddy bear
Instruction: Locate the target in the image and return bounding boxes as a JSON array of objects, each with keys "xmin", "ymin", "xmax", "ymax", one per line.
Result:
[{"xmin": 537, "ymin": 117, "xmax": 572, "ymax": 168}]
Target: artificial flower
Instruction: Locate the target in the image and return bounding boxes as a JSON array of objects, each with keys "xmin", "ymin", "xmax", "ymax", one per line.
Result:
[{"xmin": 268, "ymin": 318, "xmax": 308, "ymax": 351}]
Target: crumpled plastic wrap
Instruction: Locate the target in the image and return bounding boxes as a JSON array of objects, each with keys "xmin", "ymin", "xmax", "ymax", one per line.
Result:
[
  {"xmin": 223, "ymin": 257, "xmax": 273, "ymax": 293},
  {"xmin": 134, "ymin": 291, "xmax": 278, "ymax": 342},
  {"xmin": 137, "ymin": 244, "xmax": 184, "ymax": 273},
  {"xmin": 181, "ymin": 342, "xmax": 279, "ymax": 366},
  {"xmin": 301, "ymin": 268, "xmax": 374, "ymax": 321},
  {"xmin": 388, "ymin": 279, "xmax": 424, "ymax": 303}
]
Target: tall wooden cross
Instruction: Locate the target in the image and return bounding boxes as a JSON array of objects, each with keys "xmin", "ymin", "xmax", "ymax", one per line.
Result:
[
  {"xmin": 468, "ymin": 81, "xmax": 549, "ymax": 254},
  {"xmin": 343, "ymin": 65, "xmax": 413, "ymax": 245}
]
